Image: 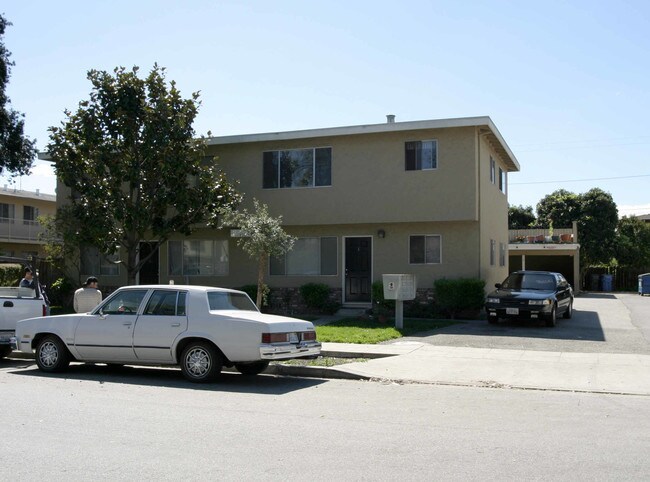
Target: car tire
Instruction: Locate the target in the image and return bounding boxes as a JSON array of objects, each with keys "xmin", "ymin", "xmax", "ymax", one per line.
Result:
[
  {"xmin": 180, "ymin": 342, "xmax": 222, "ymax": 383},
  {"xmin": 545, "ymin": 305, "xmax": 557, "ymax": 327},
  {"xmin": 0, "ymin": 346, "xmax": 12, "ymax": 359},
  {"xmin": 563, "ymin": 300, "xmax": 573, "ymax": 319},
  {"xmin": 235, "ymin": 360, "xmax": 270, "ymax": 376},
  {"xmin": 35, "ymin": 335, "xmax": 70, "ymax": 372}
]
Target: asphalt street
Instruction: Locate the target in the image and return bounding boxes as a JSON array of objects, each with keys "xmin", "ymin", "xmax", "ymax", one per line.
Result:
[{"xmin": 1, "ymin": 361, "xmax": 649, "ymax": 481}]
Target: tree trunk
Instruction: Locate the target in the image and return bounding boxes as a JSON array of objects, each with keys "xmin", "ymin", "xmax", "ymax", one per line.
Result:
[
  {"xmin": 256, "ymin": 252, "xmax": 267, "ymax": 309},
  {"xmin": 127, "ymin": 245, "xmax": 138, "ymax": 286}
]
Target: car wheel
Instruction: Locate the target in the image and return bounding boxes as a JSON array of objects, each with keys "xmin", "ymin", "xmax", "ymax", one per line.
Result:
[
  {"xmin": 235, "ymin": 360, "xmax": 270, "ymax": 376},
  {"xmin": 0, "ymin": 346, "xmax": 12, "ymax": 359},
  {"xmin": 35, "ymin": 336, "xmax": 70, "ymax": 372},
  {"xmin": 180, "ymin": 342, "xmax": 222, "ymax": 383},
  {"xmin": 563, "ymin": 300, "xmax": 573, "ymax": 319},
  {"xmin": 545, "ymin": 304, "xmax": 557, "ymax": 327}
]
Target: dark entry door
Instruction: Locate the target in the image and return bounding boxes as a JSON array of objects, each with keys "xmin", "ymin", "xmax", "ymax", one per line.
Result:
[
  {"xmin": 345, "ymin": 237, "xmax": 371, "ymax": 302},
  {"xmin": 138, "ymin": 242, "xmax": 159, "ymax": 285}
]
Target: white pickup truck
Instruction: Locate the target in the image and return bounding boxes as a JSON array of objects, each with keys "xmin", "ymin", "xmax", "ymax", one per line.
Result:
[{"xmin": 0, "ymin": 257, "xmax": 49, "ymax": 359}]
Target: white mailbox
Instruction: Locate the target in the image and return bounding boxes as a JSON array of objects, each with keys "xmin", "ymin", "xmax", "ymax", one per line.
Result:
[{"xmin": 382, "ymin": 274, "xmax": 416, "ymax": 301}]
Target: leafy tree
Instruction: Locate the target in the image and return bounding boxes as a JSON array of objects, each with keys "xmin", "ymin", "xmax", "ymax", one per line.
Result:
[
  {"xmin": 0, "ymin": 15, "xmax": 36, "ymax": 176},
  {"xmin": 219, "ymin": 199, "xmax": 295, "ymax": 308},
  {"xmin": 578, "ymin": 188, "xmax": 618, "ymax": 267},
  {"xmin": 615, "ymin": 216, "xmax": 650, "ymax": 268},
  {"xmin": 508, "ymin": 204, "xmax": 536, "ymax": 229},
  {"xmin": 48, "ymin": 65, "xmax": 240, "ymax": 284},
  {"xmin": 536, "ymin": 189, "xmax": 581, "ymax": 228}
]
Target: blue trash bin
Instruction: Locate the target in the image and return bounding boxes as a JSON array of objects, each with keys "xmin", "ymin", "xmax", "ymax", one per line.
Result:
[
  {"xmin": 601, "ymin": 274, "xmax": 613, "ymax": 292},
  {"xmin": 639, "ymin": 273, "xmax": 650, "ymax": 295}
]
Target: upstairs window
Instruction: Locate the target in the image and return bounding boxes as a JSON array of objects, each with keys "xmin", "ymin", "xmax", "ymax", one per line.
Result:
[
  {"xmin": 490, "ymin": 157, "xmax": 496, "ymax": 184},
  {"xmin": 23, "ymin": 205, "xmax": 39, "ymax": 225},
  {"xmin": 405, "ymin": 140, "xmax": 437, "ymax": 171},
  {"xmin": 263, "ymin": 147, "xmax": 332, "ymax": 189},
  {"xmin": 0, "ymin": 203, "xmax": 15, "ymax": 223},
  {"xmin": 499, "ymin": 168, "xmax": 506, "ymax": 193}
]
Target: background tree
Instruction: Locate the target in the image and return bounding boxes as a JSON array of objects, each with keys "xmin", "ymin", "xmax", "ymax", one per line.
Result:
[
  {"xmin": 536, "ymin": 189, "xmax": 581, "ymax": 228},
  {"xmin": 48, "ymin": 65, "xmax": 240, "ymax": 284},
  {"xmin": 0, "ymin": 14, "xmax": 36, "ymax": 176},
  {"xmin": 219, "ymin": 199, "xmax": 295, "ymax": 309},
  {"xmin": 614, "ymin": 216, "xmax": 650, "ymax": 268},
  {"xmin": 508, "ymin": 204, "xmax": 536, "ymax": 229},
  {"xmin": 578, "ymin": 188, "xmax": 618, "ymax": 267}
]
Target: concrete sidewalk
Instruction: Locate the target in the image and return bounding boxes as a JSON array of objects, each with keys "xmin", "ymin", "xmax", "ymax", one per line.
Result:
[{"xmin": 304, "ymin": 342, "xmax": 650, "ymax": 396}]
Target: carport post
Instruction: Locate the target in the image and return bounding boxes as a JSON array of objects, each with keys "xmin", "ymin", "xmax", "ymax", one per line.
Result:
[{"xmin": 522, "ymin": 254, "xmax": 526, "ymax": 270}]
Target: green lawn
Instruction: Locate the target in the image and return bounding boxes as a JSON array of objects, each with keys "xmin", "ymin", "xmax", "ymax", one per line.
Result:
[{"xmin": 315, "ymin": 317, "xmax": 460, "ymax": 344}]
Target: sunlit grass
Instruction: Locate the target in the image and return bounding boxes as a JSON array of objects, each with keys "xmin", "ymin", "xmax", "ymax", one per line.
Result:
[{"xmin": 315, "ymin": 318, "xmax": 460, "ymax": 344}]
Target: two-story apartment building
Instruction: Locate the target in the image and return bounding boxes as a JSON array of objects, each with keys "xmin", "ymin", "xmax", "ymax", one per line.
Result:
[
  {"xmin": 71, "ymin": 116, "xmax": 519, "ymax": 306},
  {"xmin": 0, "ymin": 187, "xmax": 56, "ymax": 259}
]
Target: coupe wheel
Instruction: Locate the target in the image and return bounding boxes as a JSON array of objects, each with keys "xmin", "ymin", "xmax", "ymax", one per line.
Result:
[
  {"xmin": 563, "ymin": 300, "xmax": 573, "ymax": 319},
  {"xmin": 180, "ymin": 342, "xmax": 222, "ymax": 383},
  {"xmin": 0, "ymin": 346, "xmax": 12, "ymax": 359},
  {"xmin": 235, "ymin": 360, "xmax": 270, "ymax": 376},
  {"xmin": 35, "ymin": 336, "xmax": 70, "ymax": 372},
  {"xmin": 545, "ymin": 304, "xmax": 557, "ymax": 327}
]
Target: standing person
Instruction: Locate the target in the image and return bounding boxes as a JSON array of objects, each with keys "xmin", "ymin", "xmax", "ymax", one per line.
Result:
[
  {"xmin": 74, "ymin": 276, "xmax": 103, "ymax": 313},
  {"xmin": 19, "ymin": 267, "xmax": 35, "ymax": 289}
]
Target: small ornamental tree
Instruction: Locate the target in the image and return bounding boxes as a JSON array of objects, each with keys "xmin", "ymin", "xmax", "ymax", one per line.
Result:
[
  {"xmin": 219, "ymin": 200, "xmax": 295, "ymax": 308},
  {"xmin": 47, "ymin": 65, "xmax": 240, "ymax": 284}
]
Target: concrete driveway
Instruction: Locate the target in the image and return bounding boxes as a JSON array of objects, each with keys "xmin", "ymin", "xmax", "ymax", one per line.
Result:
[{"xmin": 391, "ymin": 293, "xmax": 650, "ymax": 355}]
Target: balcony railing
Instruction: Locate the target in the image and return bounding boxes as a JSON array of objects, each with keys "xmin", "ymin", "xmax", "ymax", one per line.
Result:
[
  {"xmin": 509, "ymin": 227, "xmax": 576, "ymax": 244},
  {"xmin": 0, "ymin": 218, "xmax": 45, "ymax": 242}
]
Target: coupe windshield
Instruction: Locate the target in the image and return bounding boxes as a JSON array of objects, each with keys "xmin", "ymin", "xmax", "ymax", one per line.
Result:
[
  {"xmin": 207, "ymin": 292, "xmax": 258, "ymax": 311},
  {"xmin": 501, "ymin": 273, "xmax": 556, "ymax": 291}
]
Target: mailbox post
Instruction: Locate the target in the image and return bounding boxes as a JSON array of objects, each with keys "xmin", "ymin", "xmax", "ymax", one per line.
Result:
[{"xmin": 382, "ymin": 274, "xmax": 416, "ymax": 329}]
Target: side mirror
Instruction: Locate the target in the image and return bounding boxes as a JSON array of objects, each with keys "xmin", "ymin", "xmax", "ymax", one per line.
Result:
[{"xmin": 495, "ymin": 283, "xmax": 502, "ymax": 289}]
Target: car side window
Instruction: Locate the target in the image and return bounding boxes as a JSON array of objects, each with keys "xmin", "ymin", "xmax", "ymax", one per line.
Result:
[
  {"xmin": 144, "ymin": 290, "xmax": 181, "ymax": 316},
  {"xmin": 100, "ymin": 290, "xmax": 149, "ymax": 315}
]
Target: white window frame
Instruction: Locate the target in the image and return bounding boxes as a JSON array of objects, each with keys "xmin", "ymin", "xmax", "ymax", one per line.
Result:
[
  {"xmin": 408, "ymin": 234, "xmax": 442, "ymax": 265},
  {"xmin": 270, "ymin": 236, "xmax": 338, "ymax": 276},
  {"xmin": 490, "ymin": 239, "xmax": 496, "ymax": 266},
  {"xmin": 263, "ymin": 146, "xmax": 332, "ymax": 190},
  {"xmin": 168, "ymin": 239, "xmax": 229, "ymax": 277},
  {"xmin": 490, "ymin": 157, "xmax": 496, "ymax": 184},
  {"xmin": 405, "ymin": 139, "xmax": 438, "ymax": 171}
]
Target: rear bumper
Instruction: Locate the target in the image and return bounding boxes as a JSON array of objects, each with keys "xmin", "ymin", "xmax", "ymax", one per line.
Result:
[
  {"xmin": 259, "ymin": 342, "xmax": 321, "ymax": 360},
  {"xmin": 0, "ymin": 331, "xmax": 16, "ymax": 350}
]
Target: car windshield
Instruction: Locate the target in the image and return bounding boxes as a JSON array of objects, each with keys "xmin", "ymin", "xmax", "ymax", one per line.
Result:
[
  {"xmin": 207, "ymin": 292, "xmax": 258, "ymax": 312},
  {"xmin": 501, "ymin": 273, "xmax": 556, "ymax": 291}
]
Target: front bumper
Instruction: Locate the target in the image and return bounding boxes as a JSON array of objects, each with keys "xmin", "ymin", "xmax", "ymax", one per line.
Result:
[
  {"xmin": 486, "ymin": 305, "xmax": 553, "ymax": 320},
  {"xmin": 259, "ymin": 341, "xmax": 322, "ymax": 360}
]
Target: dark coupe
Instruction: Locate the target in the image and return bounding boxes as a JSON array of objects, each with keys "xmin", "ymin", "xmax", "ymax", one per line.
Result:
[{"xmin": 485, "ymin": 271, "xmax": 574, "ymax": 327}]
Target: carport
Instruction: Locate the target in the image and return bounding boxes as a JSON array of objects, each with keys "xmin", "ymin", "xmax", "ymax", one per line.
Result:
[{"xmin": 508, "ymin": 243, "xmax": 580, "ymax": 290}]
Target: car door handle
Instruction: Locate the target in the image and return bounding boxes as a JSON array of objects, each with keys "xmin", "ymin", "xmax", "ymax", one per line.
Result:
[
  {"xmin": 171, "ymin": 323, "xmax": 181, "ymax": 327},
  {"xmin": 123, "ymin": 322, "xmax": 132, "ymax": 326}
]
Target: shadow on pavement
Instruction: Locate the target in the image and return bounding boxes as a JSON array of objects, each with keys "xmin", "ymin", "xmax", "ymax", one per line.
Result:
[
  {"xmin": 6, "ymin": 359, "xmax": 328, "ymax": 395},
  {"xmin": 407, "ymin": 308, "xmax": 606, "ymax": 342}
]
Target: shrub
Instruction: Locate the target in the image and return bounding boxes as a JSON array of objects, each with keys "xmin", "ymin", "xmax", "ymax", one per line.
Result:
[
  {"xmin": 371, "ymin": 280, "xmax": 395, "ymax": 314},
  {"xmin": 299, "ymin": 283, "xmax": 331, "ymax": 312},
  {"xmin": 46, "ymin": 277, "xmax": 75, "ymax": 307},
  {"xmin": 434, "ymin": 278, "xmax": 486, "ymax": 319},
  {"xmin": 238, "ymin": 284, "xmax": 270, "ymax": 307},
  {"xmin": 0, "ymin": 265, "xmax": 23, "ymax": 286}
]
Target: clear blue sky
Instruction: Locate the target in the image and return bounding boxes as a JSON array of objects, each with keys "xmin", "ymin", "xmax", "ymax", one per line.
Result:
[{"xmin": 2, "ymin": 0, "xmax": 649, "ymax": 216}]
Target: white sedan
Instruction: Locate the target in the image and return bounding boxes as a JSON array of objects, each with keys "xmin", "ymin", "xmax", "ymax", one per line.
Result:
[{"xmin": 15, "ymin": 285, "xmax": 321, "ymax": 383}]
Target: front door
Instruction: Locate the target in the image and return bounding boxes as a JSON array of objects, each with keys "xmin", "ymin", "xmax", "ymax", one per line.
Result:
[
  {"xmin": 345, "ymin": 237, "xmax": 372, "ymax": 303},
  {"xmin": 138, "ymin": 242, "xmax": 159, "ymax": 285}
]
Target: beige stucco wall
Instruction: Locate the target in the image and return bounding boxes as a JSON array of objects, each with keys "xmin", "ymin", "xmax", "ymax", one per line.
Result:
[
  {"xmin": 477, "ymin": 133, "xmax": 510, "ymax": 289},
  {"xmin": 208, "ymin": 126, "xmax": 479, "ymax": 225}
]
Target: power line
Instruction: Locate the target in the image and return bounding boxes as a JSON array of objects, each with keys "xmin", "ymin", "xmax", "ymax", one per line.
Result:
[{"xmin": 510, "ymin": 174, "xmax": 650, "ymax": 185}]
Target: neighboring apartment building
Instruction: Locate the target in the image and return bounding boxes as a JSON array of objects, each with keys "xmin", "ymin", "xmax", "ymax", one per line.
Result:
[
  {"xmin": 0, "ymin": 187, "xmax": 56, "ymax": 259},
  {"xmin": 68, "ymin": 116, "xmax": 519, "ymax": 306}
]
